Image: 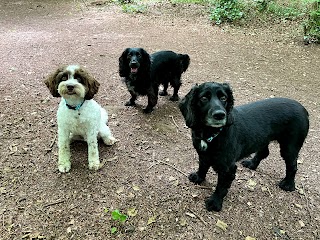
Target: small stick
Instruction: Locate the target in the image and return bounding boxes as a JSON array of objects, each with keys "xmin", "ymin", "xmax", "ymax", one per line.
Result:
[
  {"xmin": 187, "ymin": 208, "xmax": 207, "ymax": 225},
  {"xmin": 195, "ymin": 185, "xmax": 212, "ymax": 190},
  {"xmin": 157, "ymin": 160, "xmax": 188, "ymax": 177},
  {"xmin": 49, "ymin": 135, "xmax": 57, "ymax": 149},
  {"xmin": 170, "ymin": 115, "xmax": 180, "ymax": 132},
  {"xmin": 44, "ymin": 199, "xmax": 65, "ymax": 208},
  {"xmin": 301, "ymin": 182, "xmax": 312, "ymax": 221}
]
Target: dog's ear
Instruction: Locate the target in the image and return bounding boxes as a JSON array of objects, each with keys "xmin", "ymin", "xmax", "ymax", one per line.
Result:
[
  {"xmin": 179, "ymin": 84, "xmax": 199, "ymax": 128},
  {"xmin": 140, "ymin": 48, "xmax": 151, "ymax": 72},
  {"xmin": 119, "ymin": 48, "xmax": 130, "ymax": 77},
  {"xmin": 78, "ymin": 69, "xmax": 100, "ymax": 100},
  {"xmin": 44, "ymin": 67, "xmax": 64, "ymax": 97},
  {"xmin": 222, "ymin": 82, "xmax": 234, "ymax": 125}
]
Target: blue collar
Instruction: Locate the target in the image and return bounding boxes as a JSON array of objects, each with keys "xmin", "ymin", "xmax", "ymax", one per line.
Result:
[
  {"xmin": 65, "ymin": 99, "xmax": 85, "ymax": 111},
  {"xmin": 206, "ymin": 127, "xmax": 223, "ymax": 142}
]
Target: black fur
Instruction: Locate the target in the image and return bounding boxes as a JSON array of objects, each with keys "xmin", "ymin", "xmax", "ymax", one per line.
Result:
[
  {"xmin": 179, "ymin": 82, "xmax": 309, "ymax": 212},
  {"xmin": 119, "ymin": 48, "xmax": 190, "ymax": 113}
]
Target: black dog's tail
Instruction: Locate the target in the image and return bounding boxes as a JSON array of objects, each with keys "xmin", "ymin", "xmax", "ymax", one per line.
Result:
[{"xmin": 179, "ymin": 54, "xmax": 190, "ymax": 72}]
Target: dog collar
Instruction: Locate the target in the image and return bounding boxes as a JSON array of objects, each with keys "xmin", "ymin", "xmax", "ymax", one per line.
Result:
[
  {"xmin": 65, "ymin": 99, "xmax": 85, "ymax": 111},
  {"xmin": 206, "ymin": 128, "xmax": 223, "ymax": 142}
]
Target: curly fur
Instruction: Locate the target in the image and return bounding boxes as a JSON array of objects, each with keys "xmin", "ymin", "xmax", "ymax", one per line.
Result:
[
  {"xmin": 179, "ymin": 82, "xmax": 309, "ymax": 212},
  {"xmin": 119, "ymin": 48, "xmax": 190, "ymax": 113},
  {"xmin": 44, "ymin": 65, "xmax": 116, "ymax": 173}
]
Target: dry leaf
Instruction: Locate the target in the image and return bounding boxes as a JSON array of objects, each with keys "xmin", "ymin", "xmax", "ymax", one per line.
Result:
[
  {"xmin": 116, "ymin": 186, "xmax": 124, "ymax": 194},
  {"xmin": 180, "ymin": 218, "xmax": 187, "ymax": 226},
  {"xmin": 127, "ymin": 208, "xmax": 138, "ymax": 217},
  {"xmin": 298, "ymin": 220, "xmax": 305, "ymax": 228},
  {"xmin": 245, "ymin": 237, "xmax": 256, "ymax": 240},
  {"xmin": 132, "ymin": 185, "xmax": 140, "ymax": 191},
  {"xmin": 294, "ymin": 203, "xmax": 303, "ymax": 209},
  {"xmin": 147, "ymin": 215, "xmax": 157, "ymax": 225},
  {"xmin": 216, "ymin": 219, "xmax": 228, "ymax": 231}
]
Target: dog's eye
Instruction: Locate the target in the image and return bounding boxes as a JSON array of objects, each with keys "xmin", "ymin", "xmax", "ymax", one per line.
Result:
[
  {"xmin": 61, "ymin": 75, "xmax": 68, "ymax": 81},
  {"xmin": 74, "ymin": 74, "xmax": 83, "ymax": 83},
  {"xmin": 200, "ymin": 96, "xmax": 208, "ymax": 102},
  {"xmin": 220, "ymin": 96, "xmax": 227, "ymax": 102}
]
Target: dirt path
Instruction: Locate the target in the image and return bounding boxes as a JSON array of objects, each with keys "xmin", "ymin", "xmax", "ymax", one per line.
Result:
[{"xmin": 0, "ymin": 1, "xmax": 320, "ymax": 239}]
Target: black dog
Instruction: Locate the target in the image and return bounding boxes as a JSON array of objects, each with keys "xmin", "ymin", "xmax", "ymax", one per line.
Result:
[
  {"xmin": 179, "ymin": 82, "xmax": 309, "ymax": 212},
  {"xmin": 119, "ymin": 48, "xmax": 190, "ymax": 113}
]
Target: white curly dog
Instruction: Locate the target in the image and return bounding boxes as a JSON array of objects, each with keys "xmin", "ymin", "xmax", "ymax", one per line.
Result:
[{"xmin": 44, "ymin": 65, "xmax": 116, "ymax": 173}]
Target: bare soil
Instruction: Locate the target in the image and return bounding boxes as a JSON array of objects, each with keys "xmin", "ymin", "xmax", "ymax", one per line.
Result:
[{"xmin": 0, "ymin": 1, "xmax": 320, "ymax": 239}]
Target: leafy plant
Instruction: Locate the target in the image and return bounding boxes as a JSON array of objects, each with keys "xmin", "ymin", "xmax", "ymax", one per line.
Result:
[
  {"xmin": 303, "ymin": 0, "xmax": 320, "ymax": 43},
  {"xmin": 108, "ymin": 209, "xmax": 128, "ymax": 234},
  {"xmin": 209, "ymin": 0, "xmax": 244, "ymax": 24}
]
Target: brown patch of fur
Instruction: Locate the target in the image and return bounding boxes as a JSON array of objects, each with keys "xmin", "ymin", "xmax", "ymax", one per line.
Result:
[
  {"xmin": 44, "ymin": 67, "xmax": 65, "ymax": 97},
  {"xmin": 77, "ymin": 69, "xmax": 100, "ymax": 100}
]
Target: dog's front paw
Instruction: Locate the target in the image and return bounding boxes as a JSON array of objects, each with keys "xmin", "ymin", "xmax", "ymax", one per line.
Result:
[
  {"xmin": 125, "ymin": 100, "xmax": 136, "ymax": 106},
  {"xmin": 241, "ymin": 159, "xmax": 258, "ymax": 170},
  {"xmin": 88, "ymin": 160, "xmax": 100, "ymax": 171},
  {"xmin": 159, "ymin": 90, "xmax": 168, "ymax": 96},
  {"xmin": 58, "ymin": 160, "xmax": 71, "ymax": 173},
  {"xmin": 205, "ymin": 195, "xmax": 223, "ymax": 212},
  {"xmin": 143, "ymin": 107, "xmax": 153, "ymax": 114},
  {"xmin": 188, "ymin": 172, "xmax": 205, "ymax": 184},
  {"xmin": 169, "ymin": 95, "xmax": 179, "ymax": 101},
  {"xmin": 104, "ymin": 136, "xmax": 116, "ymax": 146},
  {"xmin": 279, "ymin": 178, "xmax": 295, "ymax": 192}
]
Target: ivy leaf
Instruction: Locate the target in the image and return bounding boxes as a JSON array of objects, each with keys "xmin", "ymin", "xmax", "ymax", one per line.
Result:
[{"xmin": 111, "ymin": 227, "xmax": 117, "ymax": 234}]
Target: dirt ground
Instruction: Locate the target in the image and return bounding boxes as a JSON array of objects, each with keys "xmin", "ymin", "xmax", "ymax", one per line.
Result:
[{"xmin": 0, "ymin": 0, "xmax": 320, "ymax": 239}]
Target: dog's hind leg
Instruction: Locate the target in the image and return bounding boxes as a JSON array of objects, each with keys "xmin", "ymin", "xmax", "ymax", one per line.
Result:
[
  {"xmin": 278, "ymin": 143, "xmax": 300, "ymax": 191},
  {"xmin": 169, "ymin": 77, "xmax": 181, "ymax": 101},
  {"xmin": 206, "ymin": 165, "xmax": 237, "ymax": 212},
  {"xmin": 241, "ymin": 145, "xmax": 269, "ymax": 170},
  {"xmin": 159, "ymin": 82, "xmax": 169, "ymax": 96}
]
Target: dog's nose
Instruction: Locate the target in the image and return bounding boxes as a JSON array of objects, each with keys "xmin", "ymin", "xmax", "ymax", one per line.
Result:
[
  {"xmin": 212, "ymin": 110, "xmax": 226, "ymax": 120},
  {"xmin": 67, "ymin": 85, "xmax": 74, "ymax": 91}
]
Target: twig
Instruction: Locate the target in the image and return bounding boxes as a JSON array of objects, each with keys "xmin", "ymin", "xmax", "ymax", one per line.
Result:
[
  {"xmin": 170, "ymin": 115, "xmax": 180, "ymax": 132},
  {"xmin": 187, "ymin": 208, "xmax": 207, "ymax": 225},
  {"xmin": 45, "ymin": 135, "xmax": 57, "ymax": 154},
  {"xmin": 301, "ymin": 182, "xmax": 312, "ymax": 221},
  {"xmin": 195, "ymin": 185, "xmax": 212, "ymax": 190},
  {"xmin": 157, "ymin": 160, "xmax": 188, "ymax": 177},
  {"xmin": 44, "ymin": 199, "xmax": 65, "ymax": 208}
]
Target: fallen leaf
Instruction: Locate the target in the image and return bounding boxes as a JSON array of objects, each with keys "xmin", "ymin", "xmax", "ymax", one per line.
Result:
[
  {"xmin": 168, "ymin": 176, "xmax": 176, "ymax": 181},
  {"xmin": 294, "ymin": 203, "xmax": 303, "ymax": 209},
  {"xmin": 245, "ymin": 237, "xmax": 256, "ymax": 240},
  {"xmin": 116, "ymin": 186, "xmax": 124, "ymax": 194},
  {"xmin": 127, "ymin": 208, "xmax": 138, "ymax": 217},
  {"xmin": 180, "ymin": 217, "xmax": 187, "ymax": 226},
  {"xmin": 216, "ymin": 219, "xmax": 228, "ymax": 231},
  {"xmin": 147, "ymin": 215, "xmax": 157, "ymax": 225},
  {"xmin": 298, "ymin": 220, "xmax": 305, "ymax": 228},
  {"xmin": 132, "ymin": 185, "xmax": 140, "ymax": 191}
]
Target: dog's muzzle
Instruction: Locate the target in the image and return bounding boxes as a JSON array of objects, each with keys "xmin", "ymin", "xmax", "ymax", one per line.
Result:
[{"xmin": 206, "ymin": 109, "xmax": 227, "ymax": 127}]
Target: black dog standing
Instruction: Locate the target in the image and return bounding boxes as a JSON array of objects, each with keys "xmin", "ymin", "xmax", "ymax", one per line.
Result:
[
  {"xmin": 119, "ymin": 48, "xmax": 190, "ymax": 113},
  {"xmin": 179, "ymin": 82, "xmax": 309, "ymax": 212}
]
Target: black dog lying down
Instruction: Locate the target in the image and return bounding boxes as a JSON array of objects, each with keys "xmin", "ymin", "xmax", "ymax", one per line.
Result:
[
  {"xmin": 179, "ymin": 82, "xmax": 309, "ymax": 212},
  {"xmin": 119, "ymin": 48, "xmax": 190, "ymax": 113}
]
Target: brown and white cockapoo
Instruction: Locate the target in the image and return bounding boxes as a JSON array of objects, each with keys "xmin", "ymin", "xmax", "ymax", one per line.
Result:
[{"xmin": 44, "ymin": 65, "xmax": 116, "ymax": 173}]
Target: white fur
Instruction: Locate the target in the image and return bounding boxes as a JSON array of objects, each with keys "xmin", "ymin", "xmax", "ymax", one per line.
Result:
[{"xmin": 53, "ymin": 65, "xmax": 116, "ymax": 172}]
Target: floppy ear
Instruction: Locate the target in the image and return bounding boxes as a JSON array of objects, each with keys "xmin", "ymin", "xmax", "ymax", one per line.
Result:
[
  {"xmin": 119, "ymin": 48, "xmax": 130, "ymax": 77},
  {"xmin": 78, "ymin": 69, "xmax": 100, "ymax": 100},
  {"xmin": 139, "ymin": 48, "xmax": 151, "ymax": 73},
  {"xmin": 222, "ymin": 82, "xmax": 234, "ymax": 125},
  {"xmin": 43, "ymin": 67, "xmax": 64, "ymax": 97},
  {"xmin": 179, "ymin": 84, "xmax": 199, "ymax": 128}
]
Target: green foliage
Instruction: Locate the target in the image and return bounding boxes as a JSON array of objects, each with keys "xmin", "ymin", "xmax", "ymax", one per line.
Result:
[
  {"xmin": 303, "ymin": 0, "xmax": 320, "ymax": 43},
  {"xmin": 117, "ymin": 0, "xmax": 147, "ymax": 13},
  {"xmin": 209, "ymin": 0, "xmax": 244, "ymax": 24},
  {"xmin": 111, "ymin": 209, "xmax": 128, "ymax": 223}
]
